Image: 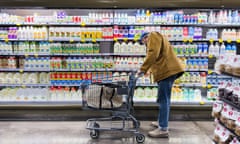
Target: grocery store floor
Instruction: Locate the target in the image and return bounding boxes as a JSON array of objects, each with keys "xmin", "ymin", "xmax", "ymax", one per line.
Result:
[{"xmin": 0, "ymin": 121, "xmax": 214, "ymax": 144}]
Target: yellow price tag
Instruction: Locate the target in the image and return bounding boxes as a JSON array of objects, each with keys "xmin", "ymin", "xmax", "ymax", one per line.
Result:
[
  {"xmin": 189, "ymin": 38, "xmax": 193, "ymax": 43},
  {"xmin": 202, "ymin": 85, "xmax": 207, "ymax": 88},
  {"xmin": 133, "ymin": 37, "xmax": 138, "ymax": 41},
  {"xmin": 237, "ymin": 39, "xmax": 240, "ymax": 43},
  {"xmin": 219, "ymin": 39, "xmax": 223, "ymax": 43},
  {"xmin": 25, "ymin": 54, "xmax": 29, "ymax": 57},
  {"xmin": 227, "ymin": 39, "xmax": 232, "ymax": 43},
  {"xmin": 16, "ymin": 23, "xmax": 21, "ymax": 26},
  {"xmin": 34, "ymin": 53, "xmax": 38, "ymax": 57},
  {"xmin": 183, "ymin": 38, "xmax": 187, "ymax": 43},
  {"xmin": 207, "ymin": 84, "xmax": 212, "ymax": 89},
  {"xmin": 113, "ymin": 38, "xmax": 118, "ymax": 41},
  {"xmin": 123, "ymin": 38, "xmax": 128, "ymax": 41},
  {"xmin": 19, "ymin": 69, "xmax": 23, "ymax": 73},
  {"xmin": 199, "ymin": 101, "xmax": 205, "ymax": 105},
  {"xmin": 208, "ymin": 54, "xmax": 213, "ymax": 58},
  {"xmin": 49, "ymin": 40, "xmax": 53, "ymax": 43},
  {"xmin": 22, "ymin": 85, "xmax": 26, "ymax": 88},
  {"xmin": 209, "ymin": 39, "xmax": 214, "ymax": 43},
  {"xmin": 5, "ymin": 39, "xmax": 9, "ymax": 42},
  {"xmin": 81, "ymin": 22, "xmax": 86, "ymax": 26},
  {"xmin": 208, "ymin": 70, "xmax": 213, "ymax": 74},
  {"xmin": 92, "ymin": 39, "xmax": 96, "ymax": 43},
  {"xmin": 81, "ymin": 39, "xmax": 85, "ymax": 43},
  {"xmin": 70, "ymin": 39, "xmax": 74, "ymax": 43}
]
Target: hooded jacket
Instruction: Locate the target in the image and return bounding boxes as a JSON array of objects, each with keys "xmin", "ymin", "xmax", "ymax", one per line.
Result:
[{"xmin": 140, "ymin": 32, "xmax": 184, "ymax": 82}]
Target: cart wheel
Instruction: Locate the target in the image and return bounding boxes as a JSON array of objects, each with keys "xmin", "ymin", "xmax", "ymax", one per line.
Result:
[
  {"xmin": 90, "ymin": 130, "xmax": 99, "ymax": 139},
  {"xmin": 136, "ymin": 133, "xmax": 145, "ymax": 143},
  {"xmin": 93, "ymin": 122, "xmax": 100, "ymax": 128}
]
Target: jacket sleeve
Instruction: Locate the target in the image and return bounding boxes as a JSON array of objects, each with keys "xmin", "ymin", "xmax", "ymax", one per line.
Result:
[{"xmin": 140, "ymin": 32, "xmax": 162, "ymax": 73}]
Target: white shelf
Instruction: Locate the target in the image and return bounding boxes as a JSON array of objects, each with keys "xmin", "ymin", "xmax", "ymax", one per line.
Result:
[{"xmin": 0, "ymin": 84, "xmax": 50, "ymax": 87}]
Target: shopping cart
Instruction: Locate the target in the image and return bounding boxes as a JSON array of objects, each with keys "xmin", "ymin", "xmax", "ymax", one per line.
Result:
[{"xmin": 81, "ymin": 71, "xmax": 145, "ymax": 143}]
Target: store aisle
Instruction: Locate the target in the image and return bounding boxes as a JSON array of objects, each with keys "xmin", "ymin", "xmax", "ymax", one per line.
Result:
[{"xmin": 0, "ymin": 121, "xmax": 214, "ymax": 144}]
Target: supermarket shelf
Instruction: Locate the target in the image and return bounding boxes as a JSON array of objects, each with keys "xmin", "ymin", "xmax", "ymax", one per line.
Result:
[
  {"xmin": 219, "ymin": 97, "xmax": 240, "ymax": 110},
  {"xmin": 185, "ymin": 68, "xmax": 208, "ymax": 72},
  {"xmin": 218, "ymin": 119, "xmax": 240, "ymax": 140},
  {"xmin": 48, "ymin": 38, "xmax": 113, "ymax": 42},
  {"xmin": 51, "ymin": 68, "xmax": 113, "ymax": 72},
  {"xmin": 115, "ymin": 23, "xmax": 240, "ymax": 27},
  {"xmin": 134, "ymin": 101, "xmax": 213, "ymax": 107},
  {"xmin": 177, "ymin": 54, "xmax": 209, "ymax": 57},
  {"xmin": 112, "ymin": 53, "xmax": 146, "ymax": 56},
  {"xmin": 0, "ymin": 84, "xmax": 50, "ymax": 87},
  {"xmin": 136, "ymin": 83, "xmax": 206, "ymax": 87},
  {"xmin": 0, "ymin": 101, "xmax": 82, "ymax": 107},
  {"xmin": 50, "ymin": 53, "xmax": 145, "ymax": 56},
  {"xmin": 0, "ymin": 39, "xmax": 48, "ymax": 42},
  {"xmin": 0, "ymin": 53, "xmax": 50, "ymax": 56},
  {"xmin": 0, "ymin": 68, "xmax": 50, "ymax": 72}
]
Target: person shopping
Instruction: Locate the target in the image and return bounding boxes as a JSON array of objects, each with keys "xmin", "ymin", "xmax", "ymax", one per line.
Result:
[{"xmin": 138, "ymin": 32, "xmax": 184, "ymax": 138}]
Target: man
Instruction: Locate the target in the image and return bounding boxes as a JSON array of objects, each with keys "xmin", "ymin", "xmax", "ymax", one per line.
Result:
[{"xmin": 139, "ymin": 32, "xmax": 184, "ymax": 138}]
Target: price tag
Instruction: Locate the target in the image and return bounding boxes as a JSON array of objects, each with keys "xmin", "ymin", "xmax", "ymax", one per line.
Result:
[
  {"xmin": 34, "ymin": 53, "xmax": 38, "ymax": 57},
  {"xmin": 92, "ymin": 39, "xmax": 96, "ymax": 43},
  {"xmin": 123, "ymin": 38, "xmax": 128, "ymax": 41},
  {"xmin": 189, "ymin": 38, "xmax": 193, "ymax": 43},
  {"xmin": 4, "ymin": 39, "xmax": 9, "ymax": 42},
  {"xmin": 199, "ymin": 101, "xmax": 205, "ymax": 105},
  {"xmin": 113, "ymin": 37, "xmax": 118, "ymax": 41},
  {"xmin": 219, "ymin": 39, "xmax": 223, "ymax": 43},
  {"xmin": 22, "ymin": 85, "xmax": 26, "ymax": 88},
  {"xmin": 202, "ymin": 85, "xmax": 207, "ymax": 88},
  {"xmin": 70, "ymin": 39, "xmax": 74, "ymax": 43},
  {"xmin": 208, "ymin": 70, "xmax": 213, "ymax": 74},
  {"xmin": 81, "ymin": 39, "xmax": 85, "ymax": 43},
  {"xmin": 208, "ymin": 54, "xmax": 213, "ymax": 58},
  {"xmin": 134, "ymin": 37, "xmax": 139, "ymax": 41},
  {"xmin": 81, "ymin": 22, "xmax": 86, "ymax": 26},
  {"xmin": 16, "ymin": 23, "xmax": 21, "ymax": 26},
  {"xmin": 209, "ymin": 39, "xmax": 214, "ymax": 43},
  {"xmin": 227, "ymin": 39, "xmax": 232, "ymax": 43},
  {"xmin": 25, "ymin": 54, "xmax": 29, "ymax": 57},
  {"xmin": 183, "ymin": 38, "xmax": 187, "ymax": 43},
  {"xmin": 49, "ymin": 40, "xmax": 53, "ymax": 43},
  {"xmin": 237, "ymin": 39, "xmax": 240, "ymax": 43},
  {"xmin": 19, "ymin": 69, "xmax": 23, "ymax": 73},
  {"xmin": 207, "ymin": 84, "xmax": 212, "ymax": 89}
]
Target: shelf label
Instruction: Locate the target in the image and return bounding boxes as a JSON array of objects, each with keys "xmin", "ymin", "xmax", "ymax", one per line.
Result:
[
  {"xmin": 207, "ymin": 84, "xmax": 212, "ymax": 89},
  {"xmin": 49, "ymin": 40, "xmax": 53, "ymax": 43},
  {"xmin": 133, "ymin": 37, "xmax": 139, "ymax": 41},
  {"xmin": 208, "ymin": 70, "xmax": 213, "ymax": 74},
  {"xmin": 189, "ymin": 38, "xmax": 193, "ymax": 43},
  {"xmin": 202, "ymin": 85, "xmax": 207, "ymax": 88},
  {"xmin": 81, "ymin": 39, "xmax": 85, "ymax": 43},
  {"xmin": 70, "ymin": 39, "xmax": 74, "ymax": 43},
  {"xmin": 123, "ymin": 38, "xmax": 128, "ymax": 41},
  {"xmin": 208, "ymin": 54, "xmax": 213, "ymax": 58},
  {"xmin": 81, "ymin": 22, "xmax": 86, "ymax": 26},
  {"xmin": 92, "ymin": 39, "xmax": 96, "ymax": 43},
  {"xmin": 227, "ymin": 39, "xmax": 232, "ymax": 43},
  {"xmin": 209, "ymin": 39, "xmax": 214, "ymax": 43},
  {"xmin": 22, "ymin": 85, "xmax": 26, "ymax": 88},
  {"xmin": 237, "ymin": 39, "xmax": 240, "ymax": 43},
  {"xmin": 25, "ymin": 54, "xmax": 29, "ymax": 57},
  {"xmin": 219, "ymin": 39, "xmax": 223, "ymax": 43},
  {"xmin": 16, "ymin": 23, "xmax": 21, "ymax": 26},
  {"xmin": 183, "ymin": 38, "xmax": 187, "ymax": 43},
  {"xmin": 34, "ymin": 53, "xmax": 38, "ymax": 57},
  {"xmin": 199, "ymin": 101, "xmax": 205, "ymax": 105},
  {"xmin": 4, "ymin": 39, "xmax": 9, "ymax": 42},
  {"xmin": 113, "ymin": 38, "xmax": 118, "ymax": 41}
]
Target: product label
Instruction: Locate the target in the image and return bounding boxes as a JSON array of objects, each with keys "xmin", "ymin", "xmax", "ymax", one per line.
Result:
[
  {"xmin": 213, "ymin": 101, "xmax": 223, "ymax": 113},
  {"xmin": 220, "ymin": 128, "xmax": 230, "ymax": 142}
]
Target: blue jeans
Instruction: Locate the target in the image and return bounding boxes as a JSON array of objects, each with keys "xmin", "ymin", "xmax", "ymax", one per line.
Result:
[{"xmin": 157, "ymin": 74, "xmax": 177, "ymax": 131}]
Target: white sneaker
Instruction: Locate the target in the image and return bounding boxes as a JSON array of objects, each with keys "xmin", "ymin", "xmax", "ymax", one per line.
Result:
[
  {"xmin": 148, "ymin": 128, "xmax": 169, "ymax": 138},
  {"xmin": 150, "ymin": 121, "xmax": 158, "ymax": 127}
]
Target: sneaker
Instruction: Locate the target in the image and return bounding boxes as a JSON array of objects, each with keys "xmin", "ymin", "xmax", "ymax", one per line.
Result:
[
  {"xmin": 150, "ymin": 121, "xmax": 158, "ymax": 127},
  {"xmin": 148, "ymin": 128, "xmax": 169, "ymax": 138}
]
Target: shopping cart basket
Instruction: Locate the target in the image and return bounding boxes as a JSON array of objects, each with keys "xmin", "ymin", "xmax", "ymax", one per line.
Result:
[{"xmin": 82, "ymin": 71, "xmax": 145, "ymax": 143}]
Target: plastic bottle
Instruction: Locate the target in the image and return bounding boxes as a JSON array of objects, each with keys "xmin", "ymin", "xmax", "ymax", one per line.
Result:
[{"xmin": 219, "ymin": 42, "xmax": 225, "ymax": 55}]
